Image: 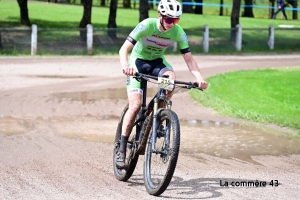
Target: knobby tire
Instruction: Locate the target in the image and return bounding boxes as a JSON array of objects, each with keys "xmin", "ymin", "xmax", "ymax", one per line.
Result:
[
  {"xmin": 113, "ymin": 104, "xmax": 139, "ymax": 182},
  {"xmin": 143, "ymin": 109, "xmax": 180, "ymax": 196}
]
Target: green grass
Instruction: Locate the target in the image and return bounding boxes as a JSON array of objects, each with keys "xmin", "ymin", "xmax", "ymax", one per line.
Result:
[
  {"xmin": 1, "ymin": 0, "xmax": 300, "ymax": 29},
  {"xmin": 190, "ymin": 67, "xmax": 300, "ymax": 132},
  {"xmin": 1, "ymin": 0, "xmax": 300, "ymax": 55}
]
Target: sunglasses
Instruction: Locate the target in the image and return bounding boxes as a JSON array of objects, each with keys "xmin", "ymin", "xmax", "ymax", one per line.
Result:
[{"xmin": 163, "ymin": 17, "xmax": 180, "ymax": 25}]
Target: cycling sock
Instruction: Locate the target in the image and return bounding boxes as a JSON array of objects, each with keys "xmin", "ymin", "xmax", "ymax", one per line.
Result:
[{"xmin": 119, "ymin": 135, "xmax": 129, "ymax": 153}]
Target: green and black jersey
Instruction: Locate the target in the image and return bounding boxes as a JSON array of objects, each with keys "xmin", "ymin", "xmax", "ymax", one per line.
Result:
[
  {"xmin": 125, "ymin": 18, "xmax": 190, "ymax": 91},
  {"xmin": 127, "ymin": 18, "xmax": 190, "ymax": 60}
]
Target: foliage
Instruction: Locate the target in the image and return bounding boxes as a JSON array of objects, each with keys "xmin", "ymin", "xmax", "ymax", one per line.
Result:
[
  {"xmin": 1, "ymin": 0, "xmax": 300, "ymax": 29},
  {"xmin": 0, "ymin": 0, "xmax": 300, "ymax": 55}
]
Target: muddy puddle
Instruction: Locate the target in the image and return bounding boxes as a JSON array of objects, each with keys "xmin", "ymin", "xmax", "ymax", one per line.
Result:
[
  {"xmin": 52, "ymin": 87, "xmax": 187, "ymax": 101},
  {"xmin": 1, "ymin": 115, "xmax": 299, "ymax": 164},
  {"xmin": 1, "ymin": 88, "xmax": 299, "ymax": 164},
  {"xmin": 179, "ymin": 120, "xmax": 300, "ymax": 163},
  {"xmin": 50, "ymin": 89, "xmax": 300, "ymax": 162},
  {"xmin": 0, "ymin": 116, "xmax": 35, "ymax": 136},
  {"xmin": 53, "ymin": 118, "xmax": 300, "ymax": 164}
]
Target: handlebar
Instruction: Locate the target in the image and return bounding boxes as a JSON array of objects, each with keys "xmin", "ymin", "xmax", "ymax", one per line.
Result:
[{"xmin": 134, "ymin": 72, "xmax": 203, "ymax": 91}]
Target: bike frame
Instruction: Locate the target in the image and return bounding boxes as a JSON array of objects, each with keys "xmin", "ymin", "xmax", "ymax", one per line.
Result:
[
  {"xmin": 133, "ymin": 75, "xmax": 168, "ymax": 152},
  {"xmin": 133, "ymin": 73, "xmax": 197, "ymax": 154}
]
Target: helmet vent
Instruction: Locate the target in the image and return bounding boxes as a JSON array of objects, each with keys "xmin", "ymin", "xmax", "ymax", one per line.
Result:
[{"xmin": 158, "ymin": 0, "xmax": 182, "ymax": 18}]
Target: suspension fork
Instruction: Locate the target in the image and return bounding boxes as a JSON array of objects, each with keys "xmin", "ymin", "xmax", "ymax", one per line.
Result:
[
  {"xmin": 151, "ymin": 97, "xmax": 159, "ymax": 152},
  {"xmin": 151, "ymin": 89, "xmax": 172, "ymax": 153}
]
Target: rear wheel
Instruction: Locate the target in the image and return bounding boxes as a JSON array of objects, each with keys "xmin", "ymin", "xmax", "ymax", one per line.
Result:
[
  {"xmin": 144, "ymin": 109, "xmax": 180, "ymax": 196},
  {"xmin": 113, "ymin": 104, "xmax": 139, "ymax": 181}
]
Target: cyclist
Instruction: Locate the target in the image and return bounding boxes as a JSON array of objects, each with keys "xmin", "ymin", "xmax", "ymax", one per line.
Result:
[{"xmin": 116, "ymin": 0, "xmax": 208, "ymax": 168}]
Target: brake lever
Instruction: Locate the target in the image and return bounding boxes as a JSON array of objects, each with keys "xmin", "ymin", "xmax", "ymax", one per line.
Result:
[
  {"xmin": 133, "ymin": 74, "xmax": 142, "ymax": 82},
  {"xmin": 133, "ymin": 72, "xmax": 149, "ymax": 82},
  {"xmin": 191, "ymin": 83, "xmax": 203, "ymax": 91}
]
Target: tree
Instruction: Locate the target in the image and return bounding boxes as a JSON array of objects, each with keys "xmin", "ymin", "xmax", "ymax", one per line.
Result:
[
  {"xmin": 17, "ymin": 0, "xmax": 31, "ymax": 26},
  {"xmin": 242, "ymin": 0, "xmax": 254, "ymax": 17},
  {"xmin": 79, "ymin": 0, "xmax": 93, "ymax": 41},
  {"xmin": 194, "ymin": 0, "xmax": 203, "ymax": 15},
  {"xmin": 100, "ymin": 0, "xmax": 106, "ymax": 6},
  {"xmin": 139, "ymin": 0, "xmax": 149, "ymax": 22},
  {"xmin": 287, "ymin": 0, "xmax": 298, "ymax": 20},
  {"xmin": 269, "ymin": 0, "xmax": 275, "ymax": 19},
  {"xmin": 123, "ymin": 0, "xmax": 131, "ymax": 8},
  {"xmin": 231, "ymin": 0, "xmax": 241, "ymax": 41},
  {"xmin": 220, "ymin": 0, "xmax": 224, "ymax": 16},
  {"xmin": 107, "ymin": 0, "xmax": 118, "ymax": 38},
  {"xmin": 149, "ymin": 0, "xmax": 155, "ymax": 10},
  {"xmin": 182, "ymin": 0, "xmax": 193, "ymax": 13}
]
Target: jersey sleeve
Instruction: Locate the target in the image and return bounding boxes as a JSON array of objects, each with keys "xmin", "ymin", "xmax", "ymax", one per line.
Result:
[
  {"xmin": 175, "ymin": 27, "xmax": 191, "ymax": 54},
  {"xmin": 127, "ymin": 19, "xmax": 149, "ymax": 45}
]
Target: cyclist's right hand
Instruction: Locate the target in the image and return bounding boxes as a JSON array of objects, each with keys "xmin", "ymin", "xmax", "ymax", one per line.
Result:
[{"xmin": 123, "ymin": 67, "xmax": 136, "ymax": 76}]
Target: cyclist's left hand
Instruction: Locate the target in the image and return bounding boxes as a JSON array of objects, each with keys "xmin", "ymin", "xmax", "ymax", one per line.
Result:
[{"xmin": 195, "ymin": 79, "xmax": 208, "ymax": 90}]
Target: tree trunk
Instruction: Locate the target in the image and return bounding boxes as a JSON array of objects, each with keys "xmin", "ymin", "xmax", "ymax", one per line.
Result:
[
  {"xmin": 182, "ymin": 0, "xmax": 193, "ymax": 13},
  {"xmin": 17, "ymin": 0, "xmax": 31, "ymax": 26},
  {"xmin": 100, "ymin": 0, "xmax": 105, "ymax": 6},
  {"xmin": 287, "ymin": 0, "xmax": 298, "ymax": 20},
  {"xmin": 194, "ymin": 0, "xmax": 203, "ymax": 14},
  {"xmin": 231, "ymin": 0, "xmax": 241, "ymax": 41},
  {"xmin": 123, "ymin": 0, "xmax": 131, "ymax": 8},
  {"xmin": 149, "ymin": 0, "xmax": 154, "ymax": 10},
  {"xmin": 79, "ymin": 0, "xmax": 93, "ymax": 41},
  {"xmin": 139, "ymin": 0, "xmax": 149, "ymax": 22},
  {"xmin": 242, "ymin": 0, "xmax": 254, "ymax": 17},
  {"xmin": 219, "ymin": 0, "xmax": 224, "ymax": 16},
  {"xmin": 107, "ymin": 0, "xmax": 118, "ymax": 38},
  {"xmin": 269, "ymin": 0, "xmax": 275, "ymax": 19}
]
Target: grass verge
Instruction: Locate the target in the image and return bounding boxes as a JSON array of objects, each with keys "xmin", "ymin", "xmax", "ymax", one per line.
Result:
[{"xmin": 190, "ymin": 67, "xmax": 300, "ymax": 135}]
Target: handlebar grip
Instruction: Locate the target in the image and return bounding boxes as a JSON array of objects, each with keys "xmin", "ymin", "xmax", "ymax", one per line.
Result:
[
  {"xmin": 192, "ymin": 82, "xmax": 203, "ymax": 91},
  {"xmin": 193, "ymin": 82, "xmax": 199, "ymax": 87},
  {"xmin": 123, "ymin": 70, "xmax": 140, "ymax": 77}
]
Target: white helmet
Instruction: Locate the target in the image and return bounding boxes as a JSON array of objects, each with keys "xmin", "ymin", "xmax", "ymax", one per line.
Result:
[{"xmin": 158, "ymin": 0, "xmax": 182, "ymax": 18}]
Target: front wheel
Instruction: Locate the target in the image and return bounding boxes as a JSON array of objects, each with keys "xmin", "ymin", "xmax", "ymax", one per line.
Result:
[{"xmin": 144, "ymin": 109, "xmax": 180, "ymax": 196}]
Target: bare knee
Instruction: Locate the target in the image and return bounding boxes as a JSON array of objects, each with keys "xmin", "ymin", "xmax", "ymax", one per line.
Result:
[{"xmin": 128, "ymin": 99, "xmax": 141, "ymax": 115}]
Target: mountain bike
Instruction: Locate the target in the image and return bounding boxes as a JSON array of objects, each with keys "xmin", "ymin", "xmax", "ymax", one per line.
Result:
[{"xmin": 113, "ymin": 72, "xmax": 201, "ymax": 196}]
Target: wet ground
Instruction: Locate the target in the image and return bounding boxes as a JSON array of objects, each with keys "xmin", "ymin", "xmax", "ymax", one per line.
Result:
[
  {"xmin": 2, "ymin": 87, "xmax": 299, "ymax": 165},
  {"xmin": 1, "ymin": 56, "xmax": 299, "ymax": 199},
  {"xmin": 53, "ymin": 88, "xmax": 300, "ymax": 163}
]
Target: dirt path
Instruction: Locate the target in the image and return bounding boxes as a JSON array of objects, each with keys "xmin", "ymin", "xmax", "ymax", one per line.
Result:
[{"xmin": 0, "ymin": 55, "xmax": 299, "ymax": 199}]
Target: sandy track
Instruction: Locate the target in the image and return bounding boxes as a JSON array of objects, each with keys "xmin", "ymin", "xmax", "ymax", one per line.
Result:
[{"xmin": 0, "ymin": 55, "xmax": 299, "ymax": 199}]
